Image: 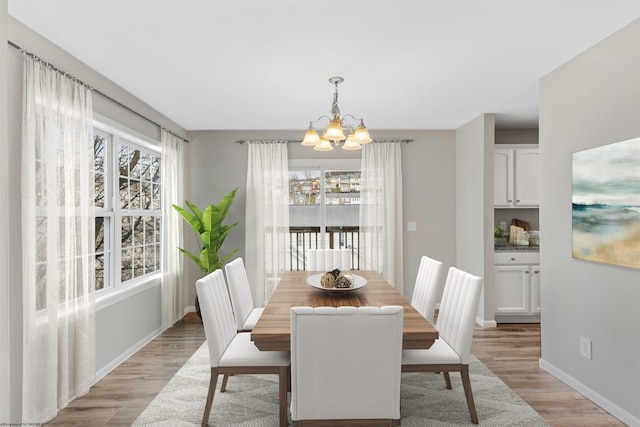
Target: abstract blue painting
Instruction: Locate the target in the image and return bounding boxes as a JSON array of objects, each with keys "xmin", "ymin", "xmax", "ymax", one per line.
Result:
[{"xmin": 572, "ymin": 137, "xmax": 640, "ymax": 269}]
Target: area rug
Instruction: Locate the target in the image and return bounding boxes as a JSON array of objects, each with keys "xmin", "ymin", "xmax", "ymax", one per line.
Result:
[{"xmin": 132, "ymin": 342, "xmax": 550, "ymax": 427}]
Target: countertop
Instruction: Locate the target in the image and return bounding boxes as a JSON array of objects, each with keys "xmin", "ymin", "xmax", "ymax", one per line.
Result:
[{"xmin": 494, "ymin": 244, "xmax": 539, "ymax": 252}]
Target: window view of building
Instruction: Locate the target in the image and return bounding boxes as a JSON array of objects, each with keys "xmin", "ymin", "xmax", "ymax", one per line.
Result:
[{"xmin": 288, "ymin": 168, "xmax": 360, "ymax": 270}]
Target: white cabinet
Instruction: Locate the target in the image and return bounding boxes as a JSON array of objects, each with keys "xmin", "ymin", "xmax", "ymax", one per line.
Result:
[
  {"xmin": 494, "ymin": 252, "xmax": 540, "ymax": 323},
  {"xmin": 494, "ymin": 147, "xmax": 539, "ymax": 207}
]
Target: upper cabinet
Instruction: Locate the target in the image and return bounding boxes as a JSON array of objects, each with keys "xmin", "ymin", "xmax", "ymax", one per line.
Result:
[{"xmin": 494, "ymin": 146, "xmax": 539, "ymax": 208}]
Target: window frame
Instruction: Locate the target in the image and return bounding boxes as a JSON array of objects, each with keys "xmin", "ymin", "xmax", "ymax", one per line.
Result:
[{"xmin": 93, "ymin": 116, "xmax": 162, "ymax": 308}]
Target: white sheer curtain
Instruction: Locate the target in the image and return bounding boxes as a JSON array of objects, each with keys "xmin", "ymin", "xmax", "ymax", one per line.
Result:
[
  {"xmin": 245, "ymin": 141, "xmax": 289, "ymax": 306},
  {"xmin": 161, "ymin": 129, "xmax": 184, "ymax": 328},
  {"xmin": 21, "ymin": 55, "xmax": 95, "ymax": 423},
  {"xmin": 359, "ymin": 141, "xmax": 404, "ymax": 294}
]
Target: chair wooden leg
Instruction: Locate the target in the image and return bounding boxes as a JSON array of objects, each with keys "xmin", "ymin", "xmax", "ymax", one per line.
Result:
[
  {"xmin": 220, "ymin": 374, "xmax": 229, "ymax": 392},
  {"xmin": 202, "ymin": 367, "xmax": 219, "ymax": 427},
  {"xmin": 443, "ymin": 372, "xmax": 452, "ymax": 389},
  {"xmin": 460, "ymin": 365, "xmax": 478, "ymax": 424},
  {"xmin": 278, "ymin": 366, "xmax": 289, "ymax": 427}
]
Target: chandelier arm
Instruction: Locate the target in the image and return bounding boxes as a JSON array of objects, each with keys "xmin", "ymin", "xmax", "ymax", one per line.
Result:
[
  {"xmin": 308, "ymin": 115, "xmax": 333, "ymax": 127},
  {"xmin": 340, "ymin": 114, "xmax": 363, "ymax": 128}
]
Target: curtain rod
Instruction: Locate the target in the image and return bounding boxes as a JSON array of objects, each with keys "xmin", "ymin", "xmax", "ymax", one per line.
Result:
[
  {"xmin": 235, "ymin": 139, "xmax": 413, "ymax": 144},
  {"xmin": 7, "ymin": 40, "xmax": 189, "ymax": 144}
]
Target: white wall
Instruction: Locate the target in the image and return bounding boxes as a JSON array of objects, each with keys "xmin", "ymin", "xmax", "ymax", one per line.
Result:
[
  {"xmin": 455, "ymin": 114, "xmax": 495, "ymax": 325},
  {"xmin": 184, "ymin": 130, "xmax": 457, "ymax": 308},
  {"xmin": 5, "ymin": 17, "xmax": 188, "ymax": 422},
  {"xmin": 539, "ymin": 19, "xmax": 640, "ymax": 425},
  {"xmin": 1, "ymin": 1, "xmax": 11, "ymax": 423}
]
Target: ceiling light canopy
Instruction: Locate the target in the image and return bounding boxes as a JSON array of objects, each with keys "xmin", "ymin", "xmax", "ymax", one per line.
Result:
[{"xmin": 302, "ymin": 76, "xmax": 372, "ymax": 151}]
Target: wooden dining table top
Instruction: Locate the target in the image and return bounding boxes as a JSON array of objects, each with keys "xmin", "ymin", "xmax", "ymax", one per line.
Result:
[{"xmin": 250, "ymin": 270, "xmax": 439, "ymax": 351}]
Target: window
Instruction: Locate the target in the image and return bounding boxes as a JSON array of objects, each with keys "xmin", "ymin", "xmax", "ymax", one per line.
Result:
[
  {"xmin": 93, "ymin": 124, "xmax": 161, "ymax": 291},
  {"xmin": 288, "ymin": 160, "xmax": 360, "ymax": 270}
]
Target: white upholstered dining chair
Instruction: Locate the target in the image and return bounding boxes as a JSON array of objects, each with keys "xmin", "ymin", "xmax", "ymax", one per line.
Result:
[
  {"xmin": 410, "ymin": 255, "xmax": 445, "ymax": 324},
  {"xmin": 306, "ymin": 248, "xmax": 351, "ymax": 271},
  {"xmin": 402, "ymin": 267, "xmax": 483, "ymax": 424},
  {"xmin": 224, "ymin": 257, "xmax": 263, "ymax": 332},
  {"xmin": 290, "ymin": 305, "xmax": 404, "ymax": 426},
  {"xmin": 222, "ymin": 257, "xmax": 264, "ymax": 392},
  {"xmin": 196, "ymin": 269, "xmax": 290, "ymax": 427}
]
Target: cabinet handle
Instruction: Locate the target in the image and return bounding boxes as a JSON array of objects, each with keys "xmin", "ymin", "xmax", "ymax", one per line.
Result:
[
  {"xmin": 510, "ymin": 258, "xmax": 515, "ymax": 261},
  {"xmin": 525, "ymin": 270, "xmax": 530, "ymax": 274},
  {"xmin": 516, "ymin": 199, "xmax": 521, "ymax": 202},
  {"xmin": 508, "ymin": 200, "xmax": 513, "ymax": 202},
  {"xmin": 534, "ymin": 271, "xmax": 539, "ymax": 274}
]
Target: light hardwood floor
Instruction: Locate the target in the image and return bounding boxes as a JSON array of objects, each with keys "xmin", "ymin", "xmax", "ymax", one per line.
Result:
[{"xmin": 44, "ymin": 315, "xmax": 625, "ymax": 426}]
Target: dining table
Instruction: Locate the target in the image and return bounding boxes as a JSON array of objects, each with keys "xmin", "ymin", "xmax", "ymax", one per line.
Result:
[{"xmin": 251, "ymin": 270, "xmax": 439, "ymax": 351}]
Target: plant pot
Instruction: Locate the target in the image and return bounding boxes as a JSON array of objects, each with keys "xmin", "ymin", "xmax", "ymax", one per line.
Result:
[{"xmin": 494, "ymin": 237, "xmax": 507, "ymax": 247}]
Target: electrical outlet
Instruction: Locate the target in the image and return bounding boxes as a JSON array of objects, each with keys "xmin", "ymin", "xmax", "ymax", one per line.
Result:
[{"xmin": 580, "ymin": 336, "xmax": 592, "ymax": 360}]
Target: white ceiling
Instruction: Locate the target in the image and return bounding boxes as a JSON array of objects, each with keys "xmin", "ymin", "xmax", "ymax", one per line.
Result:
[{"xmin": 8, "ymin": 1, "xmax": 640, "ymax": 131}]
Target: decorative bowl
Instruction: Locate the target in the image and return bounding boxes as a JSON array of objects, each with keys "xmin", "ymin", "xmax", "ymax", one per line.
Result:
[{"xmin": 306, "ymin": 273, "xmax": 368, "ymax": 292}]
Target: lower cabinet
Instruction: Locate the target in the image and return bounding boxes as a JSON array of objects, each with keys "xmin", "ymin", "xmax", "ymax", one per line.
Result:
[{"xmin": 494, "ymin": 252, "xmax": 540, "ymax": 323}]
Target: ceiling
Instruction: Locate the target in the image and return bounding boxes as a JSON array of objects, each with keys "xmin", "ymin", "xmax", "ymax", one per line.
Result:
[{"xmin": 8, "ymin": 1, "xmax": 640, "ymax": 131}]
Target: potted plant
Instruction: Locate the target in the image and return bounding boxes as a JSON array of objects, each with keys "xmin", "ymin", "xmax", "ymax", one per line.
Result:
[
  {"xmin": 173, "ymin": 187, "xmax": 240, "ymax": 318},
  {"xmin": 494, "ymin": 226, "xmax": 507, "ymax": 247}
]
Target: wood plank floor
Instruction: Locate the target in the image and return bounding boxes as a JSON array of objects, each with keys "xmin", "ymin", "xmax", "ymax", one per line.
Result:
[{"xmin": 44, "ymin": 316, "xmax": 625, "ymax": 426}]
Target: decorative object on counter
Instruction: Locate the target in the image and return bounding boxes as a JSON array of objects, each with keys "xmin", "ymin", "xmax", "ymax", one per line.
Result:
[
  {"xmin": 511, "ymin": 218, "xmax": 531, "ymax": 231},
  {"xmin": 494, "ymin": 226, "xmax": 508, "ymax": 247},
  {"xmin": 572, "ymin": 136, "xmax": 640, "ymax": 270},
  {"xmin": 530, "ymin": 231, "xmax": 540, "ymax": 246},
  {"xmin": 514, "ymin": 229, "xmax": 530, "ymax": 246}
]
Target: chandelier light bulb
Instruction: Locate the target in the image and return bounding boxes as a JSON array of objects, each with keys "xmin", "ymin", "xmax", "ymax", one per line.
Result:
[
  {"xmin": 342, "ymin": 132, "xmax": 362, "ymax": 150},
  {"xmin": 324, "ymin": 118, "xmax": 346, "ymax": 142},
  {"xmin": 301, "ymin": 125, "xmax": 320, "ymax": 146},
  {"xmin": 353, "ymin": 121, "xmax": 372, "ymax": 144},
  {"xmin": 313, "ymin": 136, "xmax": 334, "ymax": 151}
]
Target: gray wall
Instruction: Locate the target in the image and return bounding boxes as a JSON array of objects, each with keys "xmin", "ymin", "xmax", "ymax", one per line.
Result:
[
  {"xmin": 184, "ymin": 130, "xmax": 458, "ymax": 309},
  {"xmin": 539, "ymin": 19, "xmax": 640, "ymax": 425},
  {"xmin": 5, "ymin": 17, "xmax": 187, "ymax": 423},
  {"xmin": 455, "ymin": 114, "xmax": 496, "ymax": 325},
  {"xmin": 1, "ymin": 1, "xmax": 11, "ymax": 422}
]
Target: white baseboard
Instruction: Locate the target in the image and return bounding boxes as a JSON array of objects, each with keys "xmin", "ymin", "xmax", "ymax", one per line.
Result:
[
  {"xmin": 539, "ymin": 358, "xmax": 639, "ymax": 427},
  {"xmin": 95, "ymin": 326, "xmax": 164, "ymax": 383},
  {"xmin": 184, "ymin": 305, "xmax": 196, "ymax": 315},
  {"xmin": 476, "ymin": 316, "xmax": 497, "ymax": 328}
]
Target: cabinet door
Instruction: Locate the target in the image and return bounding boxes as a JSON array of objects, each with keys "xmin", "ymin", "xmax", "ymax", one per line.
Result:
[
  {"xmin": 514, "ymin": 149, "xmax": 539, "ymax": 207},
  {"xmin": 495, "ymin": 265, "xmax": 529, "ymax": 314},
  {"xmin": 494, "ymin": 149, "xmax": 514, "ymax": 207},
  {"xmin": 530, "ymin": 265, "xmax": 540, "ymax": 313}
]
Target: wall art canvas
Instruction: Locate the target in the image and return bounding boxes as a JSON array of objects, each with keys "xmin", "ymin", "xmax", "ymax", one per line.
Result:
[{"xmin": 572, "ymin": 137, "xmax": 640, "ymax": 269}]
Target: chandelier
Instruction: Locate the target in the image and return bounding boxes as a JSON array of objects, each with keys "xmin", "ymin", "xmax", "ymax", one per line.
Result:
[{"xmin": 301, "ymin": 76, "xmax": 372, "ymax": 151}]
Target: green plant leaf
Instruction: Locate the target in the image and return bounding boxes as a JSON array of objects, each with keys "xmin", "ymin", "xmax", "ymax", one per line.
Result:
[
  {"xmin": 177, "ymin": 247, "xmax": 203, "ymax": 271},
  {"xmin": 219, "ymin": 248, "xmax": 240, "ymax": 267},
  {"xmin": 200, "ymin": 246, "xmax": 219, "ymax": 273},
  {"xmin": 185, "ymin": 200, "xmax": 204, "ymax": 232},
  {"xmin": 172, "ymin": 204, "xmax": 201, "ymax": 234},
  {"xmin": 216, "ymin": 187, "xmax": 238, "ymax": 221}
]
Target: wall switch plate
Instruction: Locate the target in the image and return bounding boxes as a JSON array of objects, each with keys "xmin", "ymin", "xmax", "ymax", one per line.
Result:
[
  {"xmin": 580, "ymin": 336, "xmax": 592, "ymax": 360},
  {"xmin": 500, "ymin": 221, "xmax": 507, "ymax": 231},
  {"xmin": 407, "ymin": 221, "xmax": 417, "ymax": 232}
]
